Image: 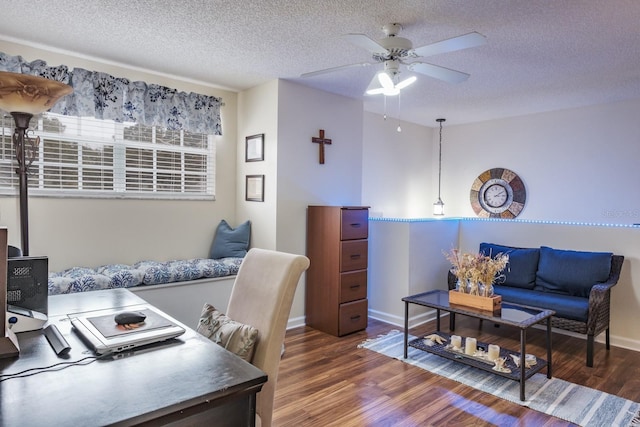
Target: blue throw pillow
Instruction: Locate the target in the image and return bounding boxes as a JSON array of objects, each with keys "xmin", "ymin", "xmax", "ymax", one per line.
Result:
[
  {"xmin": 535, "ymin": 246, "xmax": 612, "ymax": 297},
  {"xmin": 479, "ymin": 243, "xmax": 540, "ymax": 289},
  {"xmin": 209, "ymin": 220, "xmax": 251, "ymax": 259}
]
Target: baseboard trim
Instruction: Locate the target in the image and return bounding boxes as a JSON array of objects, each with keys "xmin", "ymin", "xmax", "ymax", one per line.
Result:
[
  {"xmin": 368, "ymin": 308, "xmax": 444, "ymax": 329},
  {"xmin": 287, "ymin": 315, "xmax": 306, "ymax": 330}
]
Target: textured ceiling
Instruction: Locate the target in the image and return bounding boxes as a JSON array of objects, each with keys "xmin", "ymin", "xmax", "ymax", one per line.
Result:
[{"xmin": 0, "ymin": 0, "xmax": 639, "ymax": 126}]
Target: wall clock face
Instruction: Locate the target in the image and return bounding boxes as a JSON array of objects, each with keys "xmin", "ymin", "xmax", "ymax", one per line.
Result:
[{"xmin": 470, "ymin": 168, "xmax": 526, "ymax": 218}]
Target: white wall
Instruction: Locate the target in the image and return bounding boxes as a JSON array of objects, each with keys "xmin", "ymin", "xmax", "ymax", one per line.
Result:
[
  {"xmin": 237, "ymin": 80, "xmax": 279, "ymax": 250},
  {"xmin": 440, "ymin": 98, "xmax": 640, "ymax": 224},
  {"xmin": 0, "ymin": 40, "xmax": 239, "ymax": 272},
  {"xmin": 368, "ymin": 219, "xmax": 459, "ymax": 325},
  {"xmin": 362, "ymin": 112, "xmax": 433, "ymax": 218},
  {"xmin": 275, "ymin": 80, "xmax": 364, "ymax": 322},
  {"xmin": 362, "ymin": 98, "xmax": 640, "ymax": 225},
  {"xmin": 235, "ymin": 80, "xmax": 364, "ymax": 323}
]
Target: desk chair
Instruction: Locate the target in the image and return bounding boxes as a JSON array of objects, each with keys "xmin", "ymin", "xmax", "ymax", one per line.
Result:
[{"xmin": 226, "ymin": 248, "xmax": 310, "ymax": 427}]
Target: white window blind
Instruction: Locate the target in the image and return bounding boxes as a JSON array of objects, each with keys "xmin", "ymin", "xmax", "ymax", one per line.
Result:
[{"xmin": 0, "ymin": 113, "xmax": 215, "ymax": 199}]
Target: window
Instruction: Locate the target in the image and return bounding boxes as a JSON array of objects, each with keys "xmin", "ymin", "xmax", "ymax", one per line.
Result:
[{"xmin": 0, "ymin": 113, "xmax": 215, "ymax": 199}]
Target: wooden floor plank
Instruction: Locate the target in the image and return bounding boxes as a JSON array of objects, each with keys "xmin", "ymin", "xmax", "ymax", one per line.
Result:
[{"xmin": 273, "ymin": 316, "xmax": 638, "ymax": 426}]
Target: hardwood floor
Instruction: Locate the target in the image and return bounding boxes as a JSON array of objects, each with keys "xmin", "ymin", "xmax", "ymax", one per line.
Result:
[{"xmin": 273, "ymin": 317, "xmax": 640, "ymax": 426}]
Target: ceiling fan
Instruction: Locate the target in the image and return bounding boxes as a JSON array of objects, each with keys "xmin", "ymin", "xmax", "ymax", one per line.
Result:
[{"xmin": 301, "ymin": 23, "xmax": 487, "ymax": 96}]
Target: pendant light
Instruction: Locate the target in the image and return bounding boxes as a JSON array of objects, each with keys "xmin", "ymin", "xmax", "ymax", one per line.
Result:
[{"xmin": 433, "ymin": 118, "xmax": 446, "ymax": 216}]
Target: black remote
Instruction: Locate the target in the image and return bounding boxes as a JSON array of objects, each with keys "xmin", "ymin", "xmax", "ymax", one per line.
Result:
[{"xmin": 44, "ymin": 324, "xmax": 71, "ymax": 355}]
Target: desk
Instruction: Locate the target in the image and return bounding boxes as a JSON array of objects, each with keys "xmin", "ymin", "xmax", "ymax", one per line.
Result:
[{"xmin": 0, "ymin": 289, "xmax": 267, "ymax": 426}]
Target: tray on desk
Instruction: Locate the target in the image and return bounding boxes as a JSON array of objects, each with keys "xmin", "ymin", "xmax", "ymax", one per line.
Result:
[{"xmin": 408, "ymin": 332, "xmax": 548, "ymax": 382}]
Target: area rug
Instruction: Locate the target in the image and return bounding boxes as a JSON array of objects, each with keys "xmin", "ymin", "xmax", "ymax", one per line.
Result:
[{"xmin": 358, "ymin": 330, "xmax": 640, "ymax": 427}]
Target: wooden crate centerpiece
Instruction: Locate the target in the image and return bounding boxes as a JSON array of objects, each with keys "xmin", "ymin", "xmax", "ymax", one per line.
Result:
[{"xmin": 449, "ymin": 290, "xmax": 502, "ymax": 313}]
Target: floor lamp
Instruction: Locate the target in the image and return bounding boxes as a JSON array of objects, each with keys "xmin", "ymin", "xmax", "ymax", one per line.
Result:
[{"xmin": 0, "ymin": 71, "xmax": 72, "ymax": 358}]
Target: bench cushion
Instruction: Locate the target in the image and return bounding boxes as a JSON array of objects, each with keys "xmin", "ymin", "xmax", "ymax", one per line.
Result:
[
  {"xmin": 534, "ymin": 246, "xmax": 612, "ymax": 297},
  {"xmin": 49, "ymin": 257, "xmax": 243, "ymax": 295},
  {"xmin": 494, "ymin": 285, "xmax": 590, "ymax": 322},
  {"xmin": 479, "ymin": 243, "xmax": 539, "ymax": 289}
]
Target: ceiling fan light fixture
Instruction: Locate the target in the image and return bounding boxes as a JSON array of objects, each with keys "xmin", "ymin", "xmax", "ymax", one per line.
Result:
[
  {"xmin": 377, "ymin": 71, "xmax": 395, "ymax": 89},
  {"xmin": 396, "ymin": 75, "xmax": 417, "ymax": 90}
]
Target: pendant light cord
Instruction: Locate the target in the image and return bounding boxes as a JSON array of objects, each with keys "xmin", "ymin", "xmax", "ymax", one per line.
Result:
[{"xmin": 437, "ymin": 119, "xmax": 443, "ymax": 199}]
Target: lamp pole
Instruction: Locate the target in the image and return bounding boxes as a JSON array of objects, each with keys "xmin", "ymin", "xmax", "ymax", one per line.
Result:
[{"xmin": 11, "ymin": 112, "xmax": 36, "ymax": 256}]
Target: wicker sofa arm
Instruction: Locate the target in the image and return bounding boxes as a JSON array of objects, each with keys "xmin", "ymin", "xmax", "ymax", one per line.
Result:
[
  {"xmin": 586, "ymin": 254, "xmax": 624, "ymax": 332},
  {"xmin": 589, "ymin": 254, "xmax": 624, "ymax": 302},
  {"xmin": 447, "ymin": 270, "xmax": 457, "ymax": 290}
]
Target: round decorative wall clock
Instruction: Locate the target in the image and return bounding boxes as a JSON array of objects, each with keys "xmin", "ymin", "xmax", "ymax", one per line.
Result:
[{"xmin": 470, "ymin": 168, "xmax": 526, "ymax": 218}]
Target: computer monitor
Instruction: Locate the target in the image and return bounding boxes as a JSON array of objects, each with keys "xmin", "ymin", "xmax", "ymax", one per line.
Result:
[{"xmin": 7, "ymin": 256, "xmax": 48, "ymax": 315}]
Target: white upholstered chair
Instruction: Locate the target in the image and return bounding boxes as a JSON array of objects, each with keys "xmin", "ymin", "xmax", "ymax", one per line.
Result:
[{"xmin": 226, "ymin": 248, "xmax": 310, "ymax": 427}]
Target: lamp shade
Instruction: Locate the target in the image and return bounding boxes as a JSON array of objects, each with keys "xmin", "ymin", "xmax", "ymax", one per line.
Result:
[{"xmin": 0, "ymin": 72, "xmax": 72, "ymax": 115}]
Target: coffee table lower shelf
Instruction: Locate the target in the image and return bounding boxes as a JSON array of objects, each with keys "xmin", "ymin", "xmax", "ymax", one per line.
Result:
[{"xmin": 408, "ymin": 332, "xmax": 548, "ymax": 385}]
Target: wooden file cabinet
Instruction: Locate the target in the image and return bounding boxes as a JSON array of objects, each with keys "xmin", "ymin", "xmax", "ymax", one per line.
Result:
[{"xmin": 305, "ymin": 206, "xmax": 369, "ymax": 336}]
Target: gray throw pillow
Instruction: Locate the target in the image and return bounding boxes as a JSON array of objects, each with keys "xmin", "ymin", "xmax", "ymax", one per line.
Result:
[
  {"xmin": 196, "ymin": 303, "xmax": 258, "ymax": 362},
  {"xmin": 209, "ymin": 220, "xmax": 251, "ymax": 259}
]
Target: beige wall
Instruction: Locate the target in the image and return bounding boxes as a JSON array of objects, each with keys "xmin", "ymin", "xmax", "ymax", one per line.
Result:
[
  {"xmin": 237, "ymin": 80, "xmax": 279, "ymax": 251},
  {"xmin": 237, "ymin": 80, "xmax": 365, "ymax": 324},
  {"xmin": 0, "ymin": 40, "xmax": 238, "ymax": 272}
]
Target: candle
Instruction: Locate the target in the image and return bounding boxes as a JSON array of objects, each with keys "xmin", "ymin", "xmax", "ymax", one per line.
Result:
[
  {"xmin": 465, "ymin": 337, "xmax": 477, "ymax": 355},
  {"xmin": 450, "ymin": 335, "xmax": 462, "ymax": 349},
  {"xmin": 488, "ymin": 344, "xmax": 500, "ymax": 361}
]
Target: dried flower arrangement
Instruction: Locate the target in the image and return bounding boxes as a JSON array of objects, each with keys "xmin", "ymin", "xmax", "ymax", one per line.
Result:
[{"xmin": 444, "ymin": 249, "xmax": 509, "ymax": 297}]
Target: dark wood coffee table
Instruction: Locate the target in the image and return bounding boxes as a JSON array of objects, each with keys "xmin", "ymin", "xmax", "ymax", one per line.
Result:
[{"xmin": 402, "ymin": 290, "xmax": 554, "ymax": 401}]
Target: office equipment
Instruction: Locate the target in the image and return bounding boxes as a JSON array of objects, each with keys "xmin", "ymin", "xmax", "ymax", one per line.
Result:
[
  {"xmin": 43, "ymin": 324, "xmax": 71, "ymax": 355},
  {"xmin": 0, "ymin": 227, "xmax": 19, "ymax": 358},
  {"xmin": 71, "ymin": 305, "xmax": 185, "ymax": 355},
  {"xmin": 7, "ymin": 256, "xmax": 49, "ymax": 315},
  {"xmin": 0, "ymin": 289, "xmax": 266, "ymax": 426},
  {"xmin": 6, "ymin": 304, "xmax": 47, "ymax": 333}
]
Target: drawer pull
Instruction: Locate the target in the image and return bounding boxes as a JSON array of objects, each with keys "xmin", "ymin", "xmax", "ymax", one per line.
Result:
[
  {"xmin": 350, "ymin": 254, "xmax": 361, "ymax": 259},
  {"xmin": 349, "ymin": 284, "xmax": 360, "ymax": 290},
  {"xmin": 350, "ymin": 315, "xmax": 361, "ymax": 321},
  {"xmin": 350, "ymin": 223, "xmax": 362, "ymax": 228}
]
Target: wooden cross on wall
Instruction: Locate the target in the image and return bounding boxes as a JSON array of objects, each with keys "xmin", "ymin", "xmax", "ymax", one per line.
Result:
[{"xmin": 311, "ymin": 129, "xmax": 332, "ymax": 164}]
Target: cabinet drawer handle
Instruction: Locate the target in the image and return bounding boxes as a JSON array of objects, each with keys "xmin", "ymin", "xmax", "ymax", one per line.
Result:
[
  {"xmin": 350, "ymin": 315, "xmax": 361, "ymax": 321},
  {"xmin": 350, "ymin": 223, "xmax": 362, "ymax": 228},
  {"xmin": 350, "ymin": 254, "xmax": 361, "ymax": 259},
  {"xmin": 349, "ymin": 284, "xmax": 361, "ymax": 290}
]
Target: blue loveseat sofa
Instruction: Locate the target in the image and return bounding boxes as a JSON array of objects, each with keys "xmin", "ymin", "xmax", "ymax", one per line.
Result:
[{"xmin": 448, "ymin": 243, "xmax": 624, "ymax": 367}]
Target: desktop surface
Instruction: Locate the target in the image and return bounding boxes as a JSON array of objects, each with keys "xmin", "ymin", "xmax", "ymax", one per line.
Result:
[{"xmin": 0, "ymin": 289, "xmax": 266, "ymax": 426}]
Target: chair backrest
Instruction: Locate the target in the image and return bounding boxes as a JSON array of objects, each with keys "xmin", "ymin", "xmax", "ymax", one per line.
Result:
[{"xmin": 226, "ymin": 248, "xmax": 310, "ymax": 427}]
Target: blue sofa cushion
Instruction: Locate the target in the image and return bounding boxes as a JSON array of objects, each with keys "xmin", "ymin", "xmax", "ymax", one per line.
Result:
[
  {"xmin": 209, "ymin": 220, "xmax": 251, "ymax": 259},
  {"xmin": 535, "ymin": 246, "xmax": 612, "ymax": 297},
  {"xmin": 494, "ymin": 285, "xmax": 589, "ymax": 322},
  {"xmin": 479, "ymin": 243, "xmax": 539, "ymax": 289}
]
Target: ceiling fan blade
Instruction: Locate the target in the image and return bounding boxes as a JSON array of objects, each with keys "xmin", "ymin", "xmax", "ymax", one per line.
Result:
[
  {"xmin": 411, "ymin": 32, "xmax": 487, "ymax": 57},
  {"xmin": 342, "ymin": 33, "xmax": 387, "ymax": 54},
  {"xmin": 408, "ymin": 62, "xmax": 470, "ymax": 84},
  {"xmin": 301, "ymin": 62, "xmax": 373, "ymax": 78}
]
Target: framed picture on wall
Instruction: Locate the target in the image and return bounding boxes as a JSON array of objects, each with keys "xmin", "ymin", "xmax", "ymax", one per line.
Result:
[
  {"xmin": 245, "ymin": 133, "xmax": 264, "ymax": 162},
  {"xmin": 245, "ymin": 175, "xmax": 265, "ymax": 202}
]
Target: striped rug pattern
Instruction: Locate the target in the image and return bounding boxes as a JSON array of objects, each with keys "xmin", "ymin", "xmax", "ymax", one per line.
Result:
[{"xmin": 358, "ymin": 330, "xmax": 640, "ymax": 427}]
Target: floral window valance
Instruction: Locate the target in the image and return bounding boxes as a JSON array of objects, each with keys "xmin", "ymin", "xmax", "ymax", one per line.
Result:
[{"xmin": 0, "ymin": 52, "xmax": 222, "ymax": 135}]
